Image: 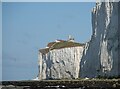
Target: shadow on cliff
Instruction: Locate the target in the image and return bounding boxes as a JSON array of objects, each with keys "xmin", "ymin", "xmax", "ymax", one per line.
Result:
[
  {"xmin": 79, "ymin": 2, "xmax": 120, "ymax": 78},
  {"xmin": 105, "ymin": 2, "xmax": 119, "ymax": 76}
]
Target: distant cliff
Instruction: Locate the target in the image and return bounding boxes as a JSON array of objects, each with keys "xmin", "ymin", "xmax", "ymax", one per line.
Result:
[
  {"xmin": 38, "ymin": 1, "xmax": 120, "ymax": 80},
  {"xmin": 80, "ymin": 2, "xmax": 120, "ymax": 78},
  {"xmin": 38, "ymin": 40, "xmax": 84, "ymax": 80}
]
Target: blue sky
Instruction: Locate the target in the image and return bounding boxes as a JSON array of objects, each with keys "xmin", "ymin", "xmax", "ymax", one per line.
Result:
[{"xmin": 2, "ymin": 2, "xmax": 95, "ymax": 80}]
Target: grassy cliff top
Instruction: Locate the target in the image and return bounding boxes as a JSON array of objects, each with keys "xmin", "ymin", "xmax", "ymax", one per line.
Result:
[
  {"xmin": 50, "ymin": 41, "xmax": 84, "ymax": 50},
  {"xmin": 39, "ymin": 41, "xmax": 85, "ymax": 54}
]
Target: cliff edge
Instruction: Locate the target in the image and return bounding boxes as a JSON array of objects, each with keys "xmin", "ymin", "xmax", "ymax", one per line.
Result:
[
  {"xmin": 37, "ymin": 1, "xmax": 120, "ymax": 80},
  {"xmin": 38, "ymin": 40, "xmax": 84, "ymax": 80},
  {"xmin": 80, "ymin": 2, "xmax": 120, "ymax": 78}
]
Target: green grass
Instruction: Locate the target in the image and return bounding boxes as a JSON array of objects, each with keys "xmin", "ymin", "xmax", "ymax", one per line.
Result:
[
  {"xmin": 47, "ymin": 42, "xmax": 56, "ymax": 47},
  {"xmin": 40, "ymin": 41, "xmax": 85, "ymax": 54},
  {"xmin": 50, "ymin": 41, "xmax": 84, "ymax": 50}
]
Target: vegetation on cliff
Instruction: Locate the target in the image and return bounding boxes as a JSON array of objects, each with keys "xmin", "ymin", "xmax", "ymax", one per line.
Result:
[
  {"xmin": 50, "ymin": 41, "xmax": 84, "ymax": 50},
  {"xmin": 39, "ymin": 41, "xmax": 84, "ymax": 54}
]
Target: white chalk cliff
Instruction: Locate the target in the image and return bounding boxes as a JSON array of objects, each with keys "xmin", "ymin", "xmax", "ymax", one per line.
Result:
[
  {"xmin": 38, "ymin": 1, "xmax": 120, "ymax": 80},
  {"xmin": 38, "ymin": 41, "xmax": 84, "ymax": 80},
  {"xmin": 80, "ymin": 2, "xmax": 120, "ymax": 78}
]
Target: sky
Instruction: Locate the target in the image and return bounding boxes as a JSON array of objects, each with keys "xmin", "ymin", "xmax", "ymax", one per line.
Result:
[{"xmin": 2, "ymin": 2, "xmax": 95, "ymax": 80}]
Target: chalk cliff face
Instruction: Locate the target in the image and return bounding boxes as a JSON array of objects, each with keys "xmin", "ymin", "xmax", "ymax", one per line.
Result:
[
  {"xmin": 38, "ymin": 2, "xmax": 120, "ymax": 80},
  {"xmin": 38, "ymin": 43, "xmax": 84, "ymax": 80},
  {"xmin": 80, "ymin": 2, "xmax": 120, "ymax": 78}
]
